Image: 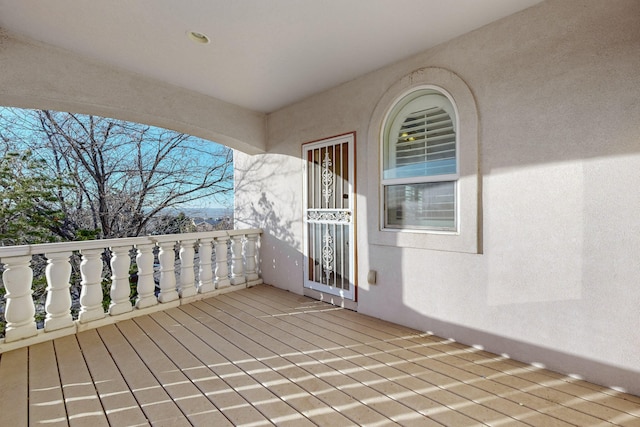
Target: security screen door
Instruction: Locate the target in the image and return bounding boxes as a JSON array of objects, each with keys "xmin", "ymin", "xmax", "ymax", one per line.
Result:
[{"xmin": 303, "ymin": 133, "xmax": 355, "ymax": 300}]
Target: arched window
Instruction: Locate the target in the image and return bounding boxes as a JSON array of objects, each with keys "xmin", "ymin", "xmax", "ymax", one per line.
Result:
[
  {"xmin": 382, "ymin": 87, "xmax": 458, "ymax": 231},
  {"xmin": 368, "ymin": 67, "xmax": 479, "ymax": 253}
]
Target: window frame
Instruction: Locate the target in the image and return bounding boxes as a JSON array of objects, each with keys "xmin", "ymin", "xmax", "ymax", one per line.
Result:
[
  {"xmin": 367, "ymin": 67, "xmax": 480, "ymax": 254},
  {"xmin": 381, "ymin": 85, "xmax": 460, "ymax": 232}
]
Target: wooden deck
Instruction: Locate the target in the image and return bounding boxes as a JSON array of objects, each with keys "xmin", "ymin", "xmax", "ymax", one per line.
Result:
[{"xmin": 1, "ymin": 285, "xmax": 639, "ymax": 426}]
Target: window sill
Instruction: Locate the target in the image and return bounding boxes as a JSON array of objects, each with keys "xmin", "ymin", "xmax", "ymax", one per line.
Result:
[{"xmin": 371, "ymin": 226, "xmax": 478, "ymax": 254}]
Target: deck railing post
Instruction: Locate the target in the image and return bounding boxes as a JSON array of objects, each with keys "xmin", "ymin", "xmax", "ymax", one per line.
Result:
[
  {"xmin": 134, "ymin": 243, "xmax": 157, "ymax": 309},
  {"xmin": 244, "ymin": 233, "xmax": 260, "ymax": 285},
  {"xmin": 198, "ymin": 237, "xmax": 215, "ymax": 294},
  {"xmin": 178, "ymin": 239, "xmax": 198, "ymax": 298},
  {"xmin": 156, "ymin": 241, "xmax": 179, "ymax": 303},
  {"xmin": 214, "ymin": 235, "xmax": 230, "ymax": 289},
  {"xmin": 78, "ymin": 248, "xmax": 106, "ymax": 323},
  {"xmin": 43, "ymin": 251, "xmax": 74, "ymax": 332},
  {"xmin": 108, "ymin": 246, "xmax": 134, "ymax": 316},
  {"xmin": 2, "ymin": 255, "xmax": 37, "ymax": 342},
  {"xmin": 230, "ymin": 234, "xmax": 246, "ymax": 286}
]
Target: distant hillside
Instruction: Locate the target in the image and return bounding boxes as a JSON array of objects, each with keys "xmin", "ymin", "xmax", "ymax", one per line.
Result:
[{"xmin": 164, "ymin": 207, "xmax": 232, "ymax": 219}]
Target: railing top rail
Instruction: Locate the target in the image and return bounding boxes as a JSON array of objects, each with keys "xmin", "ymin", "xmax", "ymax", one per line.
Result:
[
  {"xmin": 0, "ymin": 229, "xmax": 263, "ymax": 260},
  {"xmin": 227, "ymin": 228, "xmax": 263, "ymax": 237},
  {"xmin": 0, "ymin": 237, "xmax": 153, "ymax": 258},
  {"xmin": 150, "ymin": 230, "xmax": 228, "ymax": 243}
]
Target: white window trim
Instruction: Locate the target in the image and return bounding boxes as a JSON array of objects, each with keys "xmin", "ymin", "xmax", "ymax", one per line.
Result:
[
  {"xmin": 367, "ymin": 67, "xmax": 480, "ymax": 254},
  {"xmin": 380, "ymin": 85, "xmax": 460, "ymax": 232}
]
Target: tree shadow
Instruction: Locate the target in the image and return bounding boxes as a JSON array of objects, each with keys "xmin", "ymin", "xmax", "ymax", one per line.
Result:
[{"xmin": 234, "ymin": 153, "xmax": 299, "ymax": 247}]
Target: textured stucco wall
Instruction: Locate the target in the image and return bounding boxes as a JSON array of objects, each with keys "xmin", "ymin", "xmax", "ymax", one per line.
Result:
[
  {"xmin": 235, "ymin": 0, "xmax": 640, "ymax": 394},
  {"xmin": 0, "ymin": 30, "xmax": 266, "ymax": 154}
]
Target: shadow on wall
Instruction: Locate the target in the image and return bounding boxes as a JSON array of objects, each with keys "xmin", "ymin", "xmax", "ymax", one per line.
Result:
[
  {"xmin": 234, "ymin": 153, "xmax": 298, "ymax": 245},
  {"xmin": 234, "ymin": 153, "xmax": 303, "ymax": 292}
]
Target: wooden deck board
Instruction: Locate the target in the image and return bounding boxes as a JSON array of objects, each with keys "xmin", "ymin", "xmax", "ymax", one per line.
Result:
[
  {"xmin": 254, "ymin": 285, "xmax": 640, "ymax": 425},
  {"xmin": 129, "ymin": 315, "xmax": 235, "ymax": 426},
  {"xmin": 208, "ymin": 298, "xmax": 456, "ymax": 425},
  {"xmin": 190, "ymin": 299, "xmax": 415, "ymax": 426},
  {"xmin": 221, "ymin": 290, "xmax": 505, "ymax": 426},
  {"xmin": 229, "ymin": 289, "xmax": 525, "ymax": 424},
  {"xmin": 54, "ymin": 335, "xmax": 110, "ymax": 427},
  {"xmin": 149, "ymin": 309, "xmax": 285, "ymax": 426},
  {"xmin": 1, "ymin": 284, "xmax": 639, "ymax": 426},
  {"xmin": 28, "ymin": 341, "xmax": 68, "ymax": 426},
  {"xmin": 76, "ymin": 329, "xmax": 150, "ymax": 427},
  {"xmin": 167, "ymin": 305, "xmax": 354, "ymax": 426},
  {"xmin": 115, "ymin": 319, "xmax": 228, "ymax": 427},
  {"xmin": 0, "ymin": 347, "xmax": 29, "ymax": 426},
  {"xmin": 97, "ymin": 324, "xmax": 191, "ymax": 426}
]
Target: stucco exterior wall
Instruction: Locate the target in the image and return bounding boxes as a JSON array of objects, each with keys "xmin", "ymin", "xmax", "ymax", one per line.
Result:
[{"xmin": 235, "ymin": 0, "xmax": 640, "ymax": 394}]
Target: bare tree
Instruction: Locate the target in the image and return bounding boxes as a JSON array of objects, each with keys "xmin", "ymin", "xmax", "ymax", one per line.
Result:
[{"xmin": 0, "ymin": 108, "xmax": 232, "ymax": 239}]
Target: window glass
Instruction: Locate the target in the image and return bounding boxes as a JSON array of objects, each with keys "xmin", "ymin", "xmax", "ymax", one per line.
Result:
[{"xmin": 385, "ymin": 181, "xmax": 456, "ymax": 230}]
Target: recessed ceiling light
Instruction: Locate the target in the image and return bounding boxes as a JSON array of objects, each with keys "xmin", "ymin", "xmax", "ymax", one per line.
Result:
[{"xmin": 187, "ymin": 31, "xmax": 210, "ymax": 44}]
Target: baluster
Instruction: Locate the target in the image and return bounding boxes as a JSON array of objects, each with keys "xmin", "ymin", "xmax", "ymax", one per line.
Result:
[
  {"xmin": 230, "ymin": 234, "xmax": 246, "ymax": 286},
  {"xmin": 109, "ymin": 246, "xmax": 133, "ymax": 316},
  {"xmin": 178, "ymin": 239, "xmax": 197, "ymax": 298},
  {"xmin": 135, "ymin": 243, "xmax": 157, "ymax": 309},
  {"xmin": 2, "ymin": 255, "xmax": 37, "ymax": 342},
  {"xmin": 198, "ymin": 237, "xmax": 215, "ymax": 294},
  {"xmin": 43, "ymin": 251, "xmax": 74, "ymax": 331},
  {"xmin": 156, "ymin": 241, "xmax": 178, "ymax": 303},
  {"xmin": 244, "ymin": 233, "xmax": 260, "ymax": 284},
  {"xmin": 214, "ymin": 235, "xmax": 230, "ymax": 289},
  {"xmin": 78, "ymin": 248, "xmax": 105, "ymax": 323}
]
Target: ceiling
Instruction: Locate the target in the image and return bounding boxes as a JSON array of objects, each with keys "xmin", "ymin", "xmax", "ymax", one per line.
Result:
[{"xmin": 0, "ymin": 0, "xmax": 542, "ymax": 113}]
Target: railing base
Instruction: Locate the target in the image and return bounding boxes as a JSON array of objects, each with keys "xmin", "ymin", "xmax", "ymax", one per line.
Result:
[
  {"xmin": 0, "ymin": 325, "xmax": 76, "ymax": 354},
  {"xmin": 247, "ymin": 279, "xmax": 263, "ymax": 288}
]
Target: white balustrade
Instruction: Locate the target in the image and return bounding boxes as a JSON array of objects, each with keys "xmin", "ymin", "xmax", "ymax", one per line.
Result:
[
  {"xmin": 198, "ymin": 237, "xmax": 215, "ymax": 294},
  {"xmin": 44, "ymin": 251, "xmax": 74, "ymax": 332},
  {"xmin": 244, "ymin": 233, "xmax": 260, "ymax": 284},
  {"xmin": 78, "ymin": 248, "xmax": 106, "ymax": 323},
  {"xmin": 0, "ymin": 229, "xmax": 262, "ymax": 351},
  {"xmin": 156, "ymin": 240, "xmax": 179, "ymax": 303},
  {"xmin": 214, "ymin": 236, "xmax": 230, "ymax": 289},
  {"xmin": 109, "ymin": 246, "xmax": 134, "ymax": 316},
  {"xmin": 230, "ymin": 234, "xmax": 246, "ymax": 286},
  {"xmin": 178, "ymin": 239, "xmax": 198, "ymax": 298},
  {"xmin": 2, "ymin": 255, "xmax": 37, "ymax": 342},
  {"xmin": 134, "ymin": 243, "xmax": 157, "ymax": 309}
]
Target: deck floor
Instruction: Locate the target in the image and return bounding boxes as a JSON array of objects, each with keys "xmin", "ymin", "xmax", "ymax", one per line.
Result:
[{"xmin": 1, "ymin": 285, "xmax": 639, "ymax": 426}]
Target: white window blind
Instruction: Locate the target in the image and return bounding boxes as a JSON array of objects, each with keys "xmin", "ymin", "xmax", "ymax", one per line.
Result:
[{"xmin": 394, "ymin": 106, "xmax": 456, "ymax": 178}]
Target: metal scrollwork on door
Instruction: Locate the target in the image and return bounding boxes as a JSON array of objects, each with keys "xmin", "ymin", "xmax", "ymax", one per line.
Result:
[
  {"xmin": 307, "ymin": 210, "xmax": 351, "ymax": 223},
  {"xmin": 322, "ymin": 150, "xmax": 333, "ymax": 206},
  {"xmin": 322, "ymin": 232, "xmax": 334, "ymax": 281}
]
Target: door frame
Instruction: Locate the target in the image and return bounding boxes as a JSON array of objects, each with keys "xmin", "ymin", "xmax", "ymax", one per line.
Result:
[{"xmin": 302, "ymin": 132, "xmax": 357, "ymax": 304}]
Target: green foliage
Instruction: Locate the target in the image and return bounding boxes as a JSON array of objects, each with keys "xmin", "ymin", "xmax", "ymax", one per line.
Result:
[
  {"xmin": 151, "ymin": 212, "xmax": 196, "ymax": 234},
  {"xmin": 0, "ymin": 151, "xmax": 66, "ymax": 245}
]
